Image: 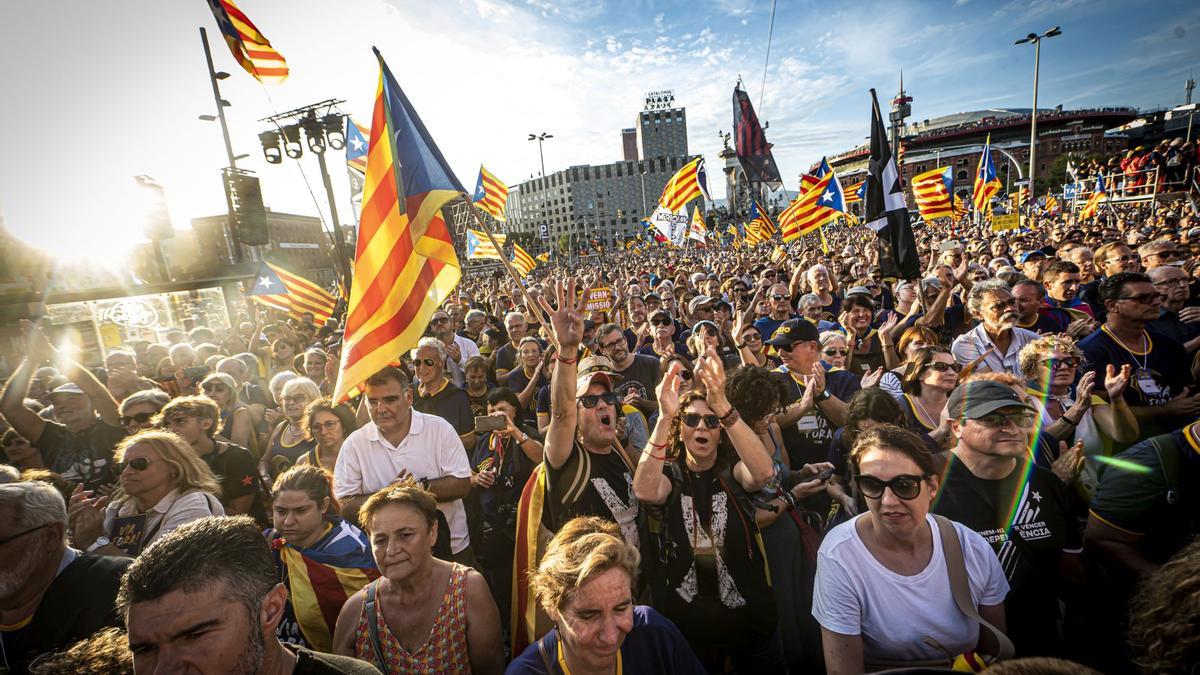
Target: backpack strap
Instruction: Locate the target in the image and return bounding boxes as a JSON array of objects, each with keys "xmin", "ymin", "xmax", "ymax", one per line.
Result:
[
  {"xmin": 364, "ymin": 581, "xmax": 387, "ymax": 671},
  {"xmin": 932, "ymin": 514, "xmax": 1015, "ymax": 661},
  {"xmin": 1147, "ymin": 435, "xmax": 1182, "ymax": 506}
]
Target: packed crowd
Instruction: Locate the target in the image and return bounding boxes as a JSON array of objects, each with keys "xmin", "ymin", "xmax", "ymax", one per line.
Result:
[{"xmin": 2, "ymin": 195, "xmax": 1200, "ymax": 675}]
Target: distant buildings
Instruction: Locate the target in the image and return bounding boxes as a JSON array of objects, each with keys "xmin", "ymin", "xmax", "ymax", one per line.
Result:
[{"xmin": 191, "ymin": 209, "xmax": 344, "ymax": 285}]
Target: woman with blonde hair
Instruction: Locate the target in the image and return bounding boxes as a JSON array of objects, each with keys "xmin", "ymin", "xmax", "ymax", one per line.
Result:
[
  {"xmin": 67, "ymin": 430, "xmax": 224, "ymax": 557},
  {"xmin": 262, "ymin": 376, "xmax": 321, "ymax": 479},
  {"xmin": 509, "ymin": 516, "xmax": 706, "ymax": 674},
  {"xmin": 199, "ymin": 371, "xmax": 255, "ymax": 451}
]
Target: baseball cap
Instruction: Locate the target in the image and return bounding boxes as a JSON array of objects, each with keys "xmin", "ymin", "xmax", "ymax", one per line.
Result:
[
  {"xmin": 765, "ymin": 318, "xmax": 819, "ymax": 347},
  {"xmin": 576, "ymin": 355, "xmax": 621, "ymax": 397},
  {"xmin": 846, "ymin": 285, "xmax": 872, "ymax": 297},
  {"xmin": 948, "ymin": 381, "xmax": 1034, "ymax": 420},
  {"xmin": 49, "ymin": 383, "xmax": 86, "ymax": 397},
  {"xmin": 688, "ymin": 295, "xmax": 715, "ymax": 313},
  {"xmin": 1018, "ymin": 250, "xmax": 1047, "ymax": 264}
]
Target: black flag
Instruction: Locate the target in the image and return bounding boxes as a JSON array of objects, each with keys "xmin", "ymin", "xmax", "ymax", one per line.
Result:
[
  {"xmin": 732, "ymin": 85, "xmax": 783, "ymax": 187},
  {"xmin": 863, "ymin": 89, "xmax": 920, "ymax": 279}
]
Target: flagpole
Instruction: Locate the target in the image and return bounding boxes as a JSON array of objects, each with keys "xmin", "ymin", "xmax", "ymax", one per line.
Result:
[{"xmin": 464, "ymin": 200, "xmax": 562, "ymax": 353}]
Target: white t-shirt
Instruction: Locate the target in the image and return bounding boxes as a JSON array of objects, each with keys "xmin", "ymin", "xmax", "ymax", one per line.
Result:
[
  {"xmin": 333, "ymin": 412, "xmax": 472, "ymax": 554},
  {"xmin": 812, "ymin": 513, "xmax": 1009, "ymax": 664}
]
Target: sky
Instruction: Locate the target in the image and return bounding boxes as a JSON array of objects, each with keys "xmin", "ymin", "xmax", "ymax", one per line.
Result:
[{"xmin": 1, "ymin": 0, "xmax": 1198, "ymax": 262}]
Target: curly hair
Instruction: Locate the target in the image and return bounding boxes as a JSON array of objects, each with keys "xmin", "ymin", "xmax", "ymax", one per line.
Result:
[
  {"xmin": 1018, "ymin": 334, "xmax": 1083, "ymax": 380},
  {"xmin": 28, "ymin": 627, "xmax": 132, "ymax": 674},
  {"xmin": 530, "ymin": 516, "xmax": 640, "ymax": 618},
  {"xmin": 1127, "ymin": 539, "xmax": 1200, "ymax": 674},
  {"xmin": 725, "ymin": 366, "xmax": 786, "ymax": 425}
]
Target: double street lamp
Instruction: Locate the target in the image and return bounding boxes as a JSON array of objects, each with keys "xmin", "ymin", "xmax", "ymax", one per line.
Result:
[
  {"xmin": 528, "ymin": 132, "xmax": 553, "ymax": 176},
  {"xmin": 1015, "ymin": 26, "xmax": 1062, "ymax": 208}
]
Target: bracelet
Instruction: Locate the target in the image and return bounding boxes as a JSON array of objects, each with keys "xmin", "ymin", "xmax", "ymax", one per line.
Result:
[
  {"xmin": 779, "ymin": 491, "xmax": 797, "ymax": 511},
  {"xmin": 717, "ymin": 409, "xmax": 741, "ymax": 428},
  {"xmin": 646, "ymin": 439, "xmax": 670, "ymax": 452},
  {"xmin": 881, "ymin": 342, "xmax": 894, "ymax": 349},
  {"xmin": 715, "ymin": 406, "xmax": 738, "ymax": 422},
  {"xmin": 555, "ymin": 354, "xmax": 577, "ymax": 365},
  {"xmin": 1060, "ymin": 416, "xmax": 1079, "ymax": 427},
  {"xmin": 735, "ymin": 343, "xmax": 747, "ymax": 349}
]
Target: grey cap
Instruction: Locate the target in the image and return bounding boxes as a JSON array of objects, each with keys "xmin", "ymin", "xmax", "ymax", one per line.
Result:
[
  {"xmin": 948, "ymin": 380, "xmax": 1034, "ymax": 420},
  {"xmin": 49, "ymin": 383, "xmax": 86, "ymax": 397}
]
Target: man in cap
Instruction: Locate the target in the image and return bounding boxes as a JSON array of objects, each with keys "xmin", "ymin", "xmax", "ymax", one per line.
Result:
[
  {"xmin": 682, "ymin": 295, "xmax": 716, "ymax": 339},
  {"xmin": 1018, "ymin": 250, "xmax": 1050, "ymax": 283},
  {"xmin": 540, "ymin": 279, "xmax": 640, "ymax": 546},
  {"xmin": 767, "ymin": 318, "xmax": 860, "ymax": 470},
  {"xmin": 0, "ymin": 321, "xmax": 123, "ymax": 492},
  {"xmin": 934, "ymin": 380, "xmax": 1083, "ymax": 657}
]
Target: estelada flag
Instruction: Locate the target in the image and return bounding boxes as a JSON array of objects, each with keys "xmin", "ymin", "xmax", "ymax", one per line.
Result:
[
  {"xmin": 911, "ymin": 166, "xmax": 955, "ymax": 221},
  {"xmin": 245, "ymin": 261, "xmax": 337, "ymax": 327},
  {"xmin": 333, "ymin": 48, "xmax": 464, "ymax": 403},
  {"xmin": 206, "ymin": 0, "xmax": 288, "ymax": 84},
  {"xmin": 473, "ymin": 165, "xmax": 509, "ymax": 221}
]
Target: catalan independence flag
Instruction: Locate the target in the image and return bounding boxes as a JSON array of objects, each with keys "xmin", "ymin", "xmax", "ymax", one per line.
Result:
[
  {"xmin": 844, "ymin": 179, "xmax": 864, "ymax": 205},
  {"xmin": 473, "ymin": 165, "xmax": 509, "ymax": 221},
  {"xmin": 1044, "ymin": 193, "xmax": 1060, "ymax": 214},
  {"xmin": 911, "ymin": 166, "xmax": 955, "ymax": 221},
  {"xmin": 246, "ymin": 261, "xmax": 338, "ymax": 327},
  {"xmin": 973, "ymin": 134, "xmax": 1002, "ymax": 213},
  {"xmin": 748, "ymin": 200, "xmax": 776, "ymax": 239},
  {"xmin": 1080, "ymin": 172, "xmax": 1106, "ymax": 220},
  {"xmin": 466, "ymin": 229, "xmax": 506, "ymax": 260},
  {"xmin": 333, "ymin": 48, "xmax": 465, "ymax": 404},
  {"xmin": 346, "ymin": 118, "xmax": 370, "ymax": 217},
  {"xmin": 270, "ymin": 518, "xmax": 378, "ymax": 652},
  {"xmin": 657, "ymin": 157, "xmax": 710, "ymax": 213},
  {"xmin": 512, "ymin": 242, "xmax": 537, "ymax": 277},
  {"xmin": 206, "ymin": 0, "xmax": 288, "ymax": 85},
  {"xmin": 687, "ymin": 206, "xmax": 707, "ymax": 247}
]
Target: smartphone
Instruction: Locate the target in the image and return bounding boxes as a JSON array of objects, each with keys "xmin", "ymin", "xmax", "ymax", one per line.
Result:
[
  {"xmin": 815, "ymin": 467, "xmax": 836, "ymax": 482},
  {"xmin": 475, "ymin": 415, "xmax": 507, "ymax": 433}
]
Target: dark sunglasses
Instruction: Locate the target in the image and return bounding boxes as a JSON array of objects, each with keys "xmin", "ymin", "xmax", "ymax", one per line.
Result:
[
  {"xmin": 969, "ymin": 411, "xmax": 1036, "ymax": 428},
  {"xmin": 0, "ymin": 523, "xmax": 52, "ymax": 546},
  {"xmin": 116, "ymin": 457, "xmax": 153, "ymax": 473},
  {"xmin": 678, "ymin": 369, "xmax": 694, "ymax": 381},
  {"xmin": 121, "ymin": 411, "xmax": 156, "ymax": 426},
  {"xmin": 578, "ymin": 392, "xmax": 620, "ymax": 409},
  {"xmin": 651, "ymin": 317, "xmax": 673, "ymax": 326},
  {"xmin": 924, "ymin": 361, "xmax": 961, "ymax": 373},
  {"xmin": 741, "ymin": 332, "xmax": 762, "ymax": 342},
  {"xmin": 777, "ymin": 342, "xmax": 799, "ymax": 352},
  {"xmin": 431, "ymin": 316, "xmax": 450, "ymax": 323},
  {"xmin": 682, "ymin": 413, "xmax": 720, "ymax": 429},
  {"xmin": 769, "ymin": 294, "xmax": 788, "ymax": 301},
  {"xmin": 1116, "ymin": 293, "xmax": 1165, "ymax": 305},
  {"xmin": 823, "ymin": 348, "xmax": 848, "ymax": 356},
  {"xmin": 855, "ymin": 474, "xmax": 926, "ymax": 500},
  {"xmin": 414, "ymin": 358, "xmax": 440, "ymax": 368},
  {"xmin": 1150, "ymin": 250, "xmax": 1180, "ymax": 259},
  {"xmin": 1041, "ymin": 356, "xmax": 1080, "ymax": 370}
]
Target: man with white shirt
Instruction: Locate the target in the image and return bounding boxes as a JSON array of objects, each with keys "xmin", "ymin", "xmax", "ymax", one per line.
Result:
[
  {"xmin": 429, "ymin": 309, "xmax": 480, "ymax": 388},
  {"xmin": 332, "ymin": 366, "xmax": 474, "ymax": 564},
  {"xmin": 951, "ymin": 280, "xmax": 1040, "ymax": 377}
]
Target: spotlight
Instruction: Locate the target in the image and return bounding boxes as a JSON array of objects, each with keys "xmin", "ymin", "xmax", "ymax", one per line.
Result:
[
  {"xmin": 281, "ymin": 124, "xmax": 304, "ymax": 159},
  {"xmin": 322, "ymin": 114, "xmax": 346, "ymax": 150},
  {"xmin": 259, "ymin": 130, "xmax": 282, "ymax": 164},
  {"xmin": 301, "ymin": 115, "xmax": 325, "ymax": 154}
]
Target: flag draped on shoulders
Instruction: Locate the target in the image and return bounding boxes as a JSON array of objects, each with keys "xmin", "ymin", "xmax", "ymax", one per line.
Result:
[
  {"xmin": 973, "ymin": 134, "xmax": 1002, "ymax": 214},
  {"xmin": 205, "ymin": 0, "xmax": 288, "ymax": 84},
  {"xmin": 863, "ymin": 89, "xmax": 920, "ymax": 279},
  {"xmin": 245, "ymin": 261, "xmax": 337, "ymax": 327},
  {"xmin": 333, "ymin": 48, "xmax": 465, "ymax": 403},
  {"xmin": 911, "ymin": 166, "xmax": 955, "ymax": 221},
  {"xmin": 473, "ymin": 165, "xmax": 509, "ymax": 221}
]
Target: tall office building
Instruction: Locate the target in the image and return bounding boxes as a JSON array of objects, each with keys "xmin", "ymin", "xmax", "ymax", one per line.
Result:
[{"xmin": 635, "ymin": 90, "xmax": 687, "ymax": 160}]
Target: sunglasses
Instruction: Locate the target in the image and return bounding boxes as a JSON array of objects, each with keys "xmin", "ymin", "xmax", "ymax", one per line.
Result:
[
  {"xmin": 1116, "ymin": 293, "xmax": 1165, "ymax": 305},
  {"xmin": 682, "ymin": 413, "xmax": 720, "ymax": 429},
  {"xmin": 120, "ymin": 411, "xmax": 156, "ymax": 426},
  {"xmin": 777, "ymin": 342, "xmax": 799, "ymax": 353},
  {"xmin": 1041, "ymin": 356, "xmax": 1080, "ymax": 370},
  {"xmin": 855, "ymin": 474, "xmax": 925, "ymax": 500},
  {"xmin": 282, "ymin": 394, "xmax": 311, "ymax": 404},
  {"xmin": 678, "ymin": 369, "xmax": 694, "ymax": 381},
  {"xmin": 1106, "ymin": 254, "xmax": 1137, "ymax": 264},
  {"xmin": 769, "ymin": 294, "xmax": 788, "ymax": 301},
  {"xmin": 741, "ymin": 333, "xmax": 762, "ymax": 342},
  {"xmin": 201, "ymin": 383, "xmax": 227, "ymax": 392},
  {"xmin": 116, "ymin": 457, "xmax": 153, "ymax": 473},
  {"xmin": 925, "ymin": 361, "xmax": 961, "ymax": 373},
  {"xmin": 651, "ymin": 317, "xmax": 673, "ymax": 326},
  {"xmin": 823, "ymin": 348, "xmax": 848, "ymax": 356},
  {"xmin": 414, "ymin": 358, "xmax": 440, "ymax": 368},
  {"xmin": 1150, "ymin": 250, "xmax": 1180, "ymax": 259},
  {"xmin": 578, "ymin": 391, "xmax": 620, "ymax": 409},
  {"xmin": 969, "ymin": 411, "xmax": 1036, "ymax": 428}
]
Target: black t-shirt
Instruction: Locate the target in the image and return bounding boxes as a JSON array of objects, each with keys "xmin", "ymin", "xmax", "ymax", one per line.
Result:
[
  {"xmin": 465, "ymin": 386, "xmax": 492, "ymax": 418},
  {"xmin": 35, "ymin": 419, "xmax": 125, "ymax": 491},
  {"xmin": 643, "ymin": 462, "xmax": 776, "ymax": 649},
  {"xmin": 845, "ymin": 330, "xmax": 886, "ymax": 376},
  {"xmin": 1148, "ymin": 309, "xmax": 1200, "ymax": 346},
  {"xmin": 934, "ymin": 455, "xmax": 1081, "ymax": 656},
  {"xmin": 1079, "ymin": 327, "xmax": 1193, "ymax": 440},
  {"xmin": 413, "ymin": 382, "xmax": 474, "ymax": 436},
  {"xmin": 772, "ymin": 365, "xmax": 861, "ymax": 469},
  {"xmin": 202, "ymin": 442, "xmax": 269, "ymax": 527},
  {"xmin": 494, "ymin": 342, "xmax": 519, "ymax": 376},
  {"xmin": 470, "ymin": 422, "xmax": 540, "ymax": 567},
  {"xmin": 1017, "ymin": 308, "xmax": 1071, "ymax": 335},
  {"xmin": 544, "ymin": 441, "xmax": 639, "ymax": 548},
  {"xmin": 613, "ymin": 354, "xmax": 662, "ymax": 405}
]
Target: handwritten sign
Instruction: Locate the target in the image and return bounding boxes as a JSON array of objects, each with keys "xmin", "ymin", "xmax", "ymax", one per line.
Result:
[
  {"xmin": 991, "ymin": 213, "xmax": 1019, "ymax": 232},
  {"xmin": 583, "ymin": 287, "xmax": 614, "ymax": 313}
]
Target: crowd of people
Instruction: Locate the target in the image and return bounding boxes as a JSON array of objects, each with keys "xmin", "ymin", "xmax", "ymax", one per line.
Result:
[{"xmin": 2, "ymin": 191, "xmax": 1200, "ymax": 675}]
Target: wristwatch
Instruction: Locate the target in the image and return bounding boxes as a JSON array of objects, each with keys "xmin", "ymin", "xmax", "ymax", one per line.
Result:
[
  {"xmin": 518, "ymin": 432, "xmax": 531, "ymax": 444},
  {"xmin": 88, "ymin": 536, "xmax": 110, "ymax": 553},
  {"xmin": 816, "ymin": 389, "xmax": 832, "ymax": 402}
]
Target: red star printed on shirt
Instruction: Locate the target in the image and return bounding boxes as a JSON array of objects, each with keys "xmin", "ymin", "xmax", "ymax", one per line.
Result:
[{"xmin": 242, "ymin": 475, "xmax": 254, "ymax": 487}]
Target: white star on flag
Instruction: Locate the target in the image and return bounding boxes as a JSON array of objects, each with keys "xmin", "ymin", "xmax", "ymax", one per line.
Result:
[
  {"xmin": 350, "ymin": 136, "xmax": 364, "ymax": 152},
  {"xmin": 822, "ymin": 188, "xmax": 835, "ymax": 204},
  {"xmin": 257, "ymin": 276, "xmax": 275, "ymax": 290}
]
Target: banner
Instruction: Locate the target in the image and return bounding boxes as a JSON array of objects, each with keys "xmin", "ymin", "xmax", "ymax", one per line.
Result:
[
  {"xmin": 647, "ymin": 204, "xmax": 689, "ymax": 246},
  {"xmin": 582, "ymin": 286, "xmax": 614, "ymax": 312},
  {"xmin": 991, "ymin": 213, "xmax": 1019, "ymax": 232}
]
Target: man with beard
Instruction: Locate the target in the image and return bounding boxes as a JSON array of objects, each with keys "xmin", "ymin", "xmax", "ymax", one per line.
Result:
[
  {"xmin": 951, "ymin": 280, "xmax": 1041, "ymax": 377},
  {"xmin": 494, "ymin": 311, "xmax": 530, "ymax": 383},
  {"xmin": 623, "ymin": 294, "xmax": 650, "ymax": 351},
  {"xmin": 121, "ymin": 516, "xmax": 378, "ymax": 674},
  {"xmin": 595, "ymin": 323, "xmax": 660, "ymax": 418},
  {"xmin": 0, "ymin": 481, "xmax": 130, "ymax": 674}
]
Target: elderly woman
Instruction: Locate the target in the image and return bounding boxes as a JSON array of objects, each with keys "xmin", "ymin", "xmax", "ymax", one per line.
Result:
[
  {"xmin": 813, "ymin": 425, "xmax": 1010, "ymax": 673},
  {"xmin": 297, "ymin": 398, "xmax": 358, "ymax": 473},
  {"xmin": 200, "ymin": 372, "xmax": 255, "ymax": 451},
  {"xmin": 68, "ymin": 430, "xmax": 224, "ymax": 557},
  {"xmin": 899, "ymin": 347, "xmax": 960, "ymax": 435},
  {"xmin": 819, "ymin": 331, "xmax": 850, "ymax": 370},
  {"xmin": 262, "ymin": 376, "xmax": 321, "ymax": 479},
  {"xmin": 1018, "ymin": 335, "xmax": 1137, "ymax": 491},
  {"xmin": 509, "ymin": 516, "xmax": 707, "ymax": 674},
  {"xmin": 267, "ymin": 464, "xmax": 377, "ymax": 652},
  {"xmin": 118, "ymin": 388, "xmax": 170, "ymax": 434},
  {"xmin": 332, "ymin": 481, "xmax": 504, "ymax": 674},
  {"xmin": 501, "ymin": 336, "xmax": 547, "ymax": 414},
  {"xmin": 633, "ymin": 349, "xmax": 783, "ymax": 671},
  {"xmin": 302, "ymin": 348, "xmax": 330, "ymax": 393}
]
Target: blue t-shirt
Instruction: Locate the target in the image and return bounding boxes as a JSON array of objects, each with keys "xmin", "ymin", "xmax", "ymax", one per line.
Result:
[{"xmin": 506, "ymin": 606, "xmax": 706, "ymax": 675}]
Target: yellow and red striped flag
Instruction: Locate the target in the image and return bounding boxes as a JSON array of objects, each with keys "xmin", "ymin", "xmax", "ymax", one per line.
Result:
[
  {"xmin": 687, "ymin": 206, "xmax": 707, "ymax": 247},
  {"xmin": 473, "ymin": 165, "xmax": 509, "ymax": 221},
  {"xmin": 246, "ymin": 261, "xmax": 337, "ymax": 327},
  {"xmin": 206, "ymin": 0, "xmax": 289, "ymax": 85},
  {"xmin": 466, "ymin": 229, "xmax": 506, "ymax": 260},
  {"xmin": 1044, "ymin": 194, "xmax": 1060, "ymax": 214},
  {"xmin": 1080, "ymin": 172, "xmax": 1107, "ymax": 220},
  {"xmin": 843, "ymin": 180, "xmax": 864, "ymax": 205},
  {"xmin": 973, "ymin": 134, "xmax": 1002, "ymax": 213},
  {"xmin": 911, "ymin": 167, "xmax": 955, "ymax": 221},
  {"xmin": 780, "ymin": 173, "xmax": 831, "ymax": 241},
  {"xmin": 333, "ymin": 49, "xmax": 464, "ymax": 403},
  {"xmin": 512, "ymin": 242, "xmax": 537, "ymax": 277},
  {"xmin": 748, "ymin": 200, "xmax": 776, "ymax": 239},
  {"xmin": 657, "ymin": 157, "xmax": 710, "ymax": 213}
]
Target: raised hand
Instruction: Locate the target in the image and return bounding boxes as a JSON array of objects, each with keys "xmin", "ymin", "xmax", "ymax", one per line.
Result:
[
  {"xmin": 535, "ymin": 277, "xmax": 591, "ymax": 351},
  {"xmin": 809, "ymin": 362, "xmax": 827, "ymax": 397},
  {"xmin": 837, "ymin": 311, "xmax": 856, "ymax": 338},
  {"xmin": 878, "ymin": 311, "xmax": 901, "ymax": 339},
  {"xmin": 20, "ymin": 319, "xmax": 56, "ymax": 361},
  {"xmin": 656, "ymin": 359, "xmax": 684, "ymax": 419},
  {"xmin": 861, "ymin": 367, "xmax": 885, "ymax": 389},
  {"xmin": 1075, "ymin": 369, "xmax": 1097, "ymax": 404},
  {"xmin": 696, "ymin": 347, "xmax": 729, "ymax": 408},
  {"xmin": 1104, "ymin": 363, "xmax": 1132, "ymax": 401},
  {"xmin": 1051, "ymin": 440, "xmax": 1086, "ymax": 485}
]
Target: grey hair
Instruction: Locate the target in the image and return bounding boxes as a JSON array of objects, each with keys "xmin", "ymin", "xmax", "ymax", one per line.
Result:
[
  {"xmin": 0, "ymin": 481, "xmax": 68, "ymax": 530},
  {"xmin": 411, "ymin": 337, "xmax": 447, "ymax": 362},
  {"xmin": 167, "ymin": 343, "xmax": 196, "ymax": 363},
  {"xmin": 504, "ymin": 311, "xmax": 526, "ymax": 328},
  {"xmin": 966, "ymin": 279, "xmax": 1012, "ymax": 318},
  {"xmin": 268, "ymin": 371, "xmax": 298, "ymax": 400},
  {"xmin": 819, "ymin": 330, "xmax": 848, "ymax": 347},
  {"xmin": 281, "ymin": 376, "xmax": 322, "ymax": 402},
  {"xmin": 465, "ymin": 309, "xmax": 486, "ymax": 324},
  {"xmin": 798, "ymin": 293, "xmax": 820, "ymax": 309},
  {"xmin": 217, "ymin": 356, "xmax": 248, "ymax": 378},
  {"xmin": 0, "ymin": 465, "xmax": 20, "ymax": 484},
  {"xmin": 119, "ymin": 388, "xmax": 171, "ymax": 415}
]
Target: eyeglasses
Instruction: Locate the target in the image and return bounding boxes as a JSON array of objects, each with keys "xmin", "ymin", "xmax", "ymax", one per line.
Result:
[
  {"xmin": 1041, "ymin": 356, "xmax": 1080, "ymax": 370},
  {"xmin": 1115, "ymin": 293, "xmax": 1165, "ymax": 305},
  {"xmin": 823, "ymin": 348, "xmax": 848, "ymax": 356},
  {"xmin": 1154, "ymin": 278, "xmax": 1190, "ymax": 288},
  {"xmin": 578, "ymin": 391, "xmax": 620, "ymax": 409},
  {"xmin": 678, "ymin": 369, "xmax": 694, "ymax": 381},
  {"xmin": 924, "ymin": 361, "xmax": 961, "ymax": 373},
  {"xmin": 769, "ymin": 294, "xmax": 788, "ymax": 301},
  {"xmin": 116, "ymin": 457, "xmax": 153, "ymax": 473},
  {"xmin": 969, "ymin": 411, "xmax": 1036, "ymax": 428},
  {"xmin": 0, "ymin": 523, "xmax": 51, "ymax": 547},
  {"xmin": 1106, "ymin": 254, "xmax": 1137, "ymax": 264},
  {"xmin": 283, "ymin": 394, "xmax": 311, "ymax": 404},
  {"xmin": 777, "ymin": 342, "xmax": 799, "ymax": 352},
  {"xmin": 201, "ymin": 383, "xmax": 227, "ymax": 393},
  {"xmin": 741, "ymin": 332, "xmax": 762, "ymax": 342},
  {"xmin": 598, "ymin": 339, "xmax": 626, "ymax": 351},
  {"xmin": 121, "ymin": 411, "xmax": 156, "ymax": 426},
  {"xmin": 1149, "ymin": 250, "xmax": 1180, "ymax": 259},
  {"xmin": 414, "ymin": 358, "xmax": 440, "ymax": 368},
  {"xmin": 855, "ymin": 474, "xmax": 926, "ymax": 500},
  {"xmin": 651, "ymin": 317, "xmax": 673, "ymax": 326},
  {"xmin": 682, "ymin": 413, "xmax": 720, "ymax": 429},
  {"xmin": 310, "ymin": 420, "xmax": 341, "ymax": 432}
]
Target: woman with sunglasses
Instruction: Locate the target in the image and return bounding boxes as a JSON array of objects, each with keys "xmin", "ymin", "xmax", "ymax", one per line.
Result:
[
  {"xmin": 899, "ymin": 347, "xmax": 960, "ymax": 436},
  {"xmin": 269, "ymin": 337, "xmax": 301, "ymax": 377},
  {"xmin": 814, "ymin": 425, "xmax": 1009, "ymax": 673},
  {"xmin": 819, "ymin": 331, "xmax": 850, "ymax": 370},
  {"xmin": 686, "ymin": 320, "xmax": 739, "ymax": 370},
  {"xmin": 633, "ymin": 350, "xmax": 784, "ymax": 672},
  {"xmin": 117, "ymin": 388, "xmax": 170, "ymax": 434},
  {"xmin": 69, "ymin": 430, "xmax": 224, "ymax": 557},
  {"xmin": 297, "ymin": 398, "xmax": 358, "ymax": 473},
  {"xmin": 262, "ymin": 377, "xmax": 321, "ymax": 480},
  {"xmin": 199, "ymin": 372, "xmax": 255, "ymax": 453}
]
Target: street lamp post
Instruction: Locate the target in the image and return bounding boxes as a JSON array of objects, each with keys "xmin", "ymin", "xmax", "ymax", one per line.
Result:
[
  {"xmin": 528, "ymin": 132, "xmax": 553, "ymax": 176},
  {"xmin": 639, "ymin": 166, "xmax": 648, "ymax": 217},
  {"xmin": 1016, "ymin": 26, "xmax": 1062, "ymax": 215}
]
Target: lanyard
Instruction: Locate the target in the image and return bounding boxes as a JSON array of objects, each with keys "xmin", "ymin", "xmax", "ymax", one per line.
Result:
[
  {"xmin": 1100, "ymin": 325, "xmax": 1150, "ymax": 372},
  {"xmin": 557, "ymin": 639, "xmax": 622, "ymax": 675}
]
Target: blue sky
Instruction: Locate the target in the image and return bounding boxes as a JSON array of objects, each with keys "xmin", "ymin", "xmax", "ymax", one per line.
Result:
[{"xmin": 1, "ymin": 0, "xmax": 1197, "ymax": 261}]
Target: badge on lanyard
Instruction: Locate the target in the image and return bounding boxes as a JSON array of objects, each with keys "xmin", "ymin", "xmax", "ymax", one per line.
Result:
[
  {"xmin": 1135, "ymin": 368, "xmax": 1162, "ymax": 397},
  {"xmin": 797, "ymin": 415, "xmax": 820, "ymax": 432}
]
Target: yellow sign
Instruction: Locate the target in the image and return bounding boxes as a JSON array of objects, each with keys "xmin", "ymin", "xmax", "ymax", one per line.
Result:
[
  {"xmin": 582, "ymin": 287, "xmax": 614, "ymax": 313},
  {"xmin": 991, "ymin": 213, "xmax": 1019, "ymax": 232}
]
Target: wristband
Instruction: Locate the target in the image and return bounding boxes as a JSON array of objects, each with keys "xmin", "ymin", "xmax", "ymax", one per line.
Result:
[
  {"xmin": 555, "ymin": 354, "xmax": 577, "ymax": 365},
  {"xmin": 646, "ymin": 439, "xmax": 670, "ymax": 452},
  {"xmin": 717, "ymin": 409, "xmax": 741, "ymax": 428},
  {"xmin": 1060, "ymin": 415, "xmax": 1079, "ymax": 427},
  {"xmin": 735, "ymin": 343, "xmax": 747, "ymax": 349}
]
